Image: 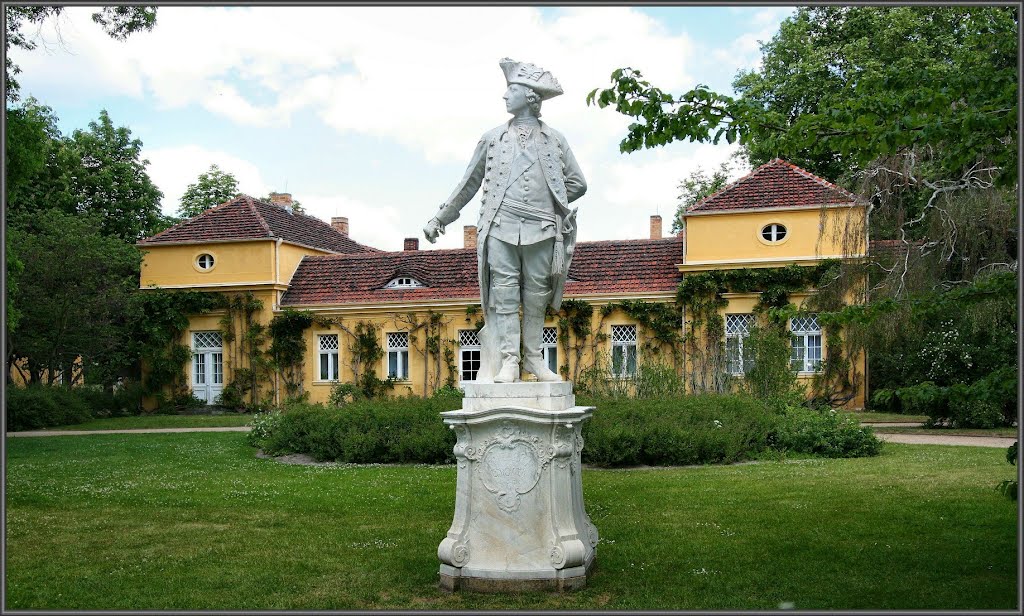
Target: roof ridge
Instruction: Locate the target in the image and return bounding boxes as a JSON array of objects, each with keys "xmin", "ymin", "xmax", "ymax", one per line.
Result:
[
  {"xmin": 777, "ymin": 159, "xmax": 861, "ymax": 202},
  {"xmin": 243, "ymin": 194, "xmax": 273, "ymax": 237},
  {"xmin": 688, "ymin": 158, "xmax": 781, "ymax": 212},
  {"xmin": 138, "ymin": 194, "xmax": 253, "ymax": 244},
  {"xmin": 299, "ymin": 236, "xmax": 683, "ymax": 261}
]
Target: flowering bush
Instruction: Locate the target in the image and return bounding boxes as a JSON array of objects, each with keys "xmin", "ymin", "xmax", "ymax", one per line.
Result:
[
  {"xmin": 768, "ymin": 405, "xmax": 882, "ymax": 458},
  {"xmin": 246, "ymin": 409, "xmax": 283, "ymax": 449}
]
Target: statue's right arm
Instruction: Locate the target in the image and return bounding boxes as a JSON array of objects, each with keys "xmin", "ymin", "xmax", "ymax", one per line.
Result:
[{"xmin": 429, "ymin": 137, "xmax": 488, "ymax": 231}]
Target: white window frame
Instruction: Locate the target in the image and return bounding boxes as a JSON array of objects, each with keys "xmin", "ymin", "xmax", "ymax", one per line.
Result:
[
  {"xmin": 191, "ymin": 331, "xmax": 223, "ymax": 405},
  {"xmin": 317, "ymin": 334, "xmax": 339, "ymax": 382},
  {"xmin": 790, "ymin": 314, "xmax": 823, "ymax": 373},
  {"xmin": 458, "ymin": 329, "xmax": 481, "ymax": 383},
  {"xmin": 610, "ymin": 325, "xmax": 638, "ymax": 378},
  {"xmin": 761, "ymin": 223, "xmax": 787, "ymax": 243},
  {"xmin": 725, "ymin": 314, "xmax": 755, "ymax": 375},
  {"xmin": 196, "ymin": 253, "xmax": 215, "ymax": 271},
  {"xmin": 384, "ymin": 277, "xmax": 425, "ymax": 289},
  {"xmin": 541, "ymin": 327, "xmax": 559, "ymax": 376},
  {"xmin": 386, "ymin": 332, "xmax": 410, "ymax": 380}
]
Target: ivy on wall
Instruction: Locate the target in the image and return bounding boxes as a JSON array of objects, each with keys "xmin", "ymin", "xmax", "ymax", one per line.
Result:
[
  {"xmin": 133, "ymin": 289, "xmax": 224, "ymax": 406},
  {"xmin": 217, "ymin": 292, "xmax": 271, "ymax": 410},
  {"xmin": 674, "ymin": 259, "xmax": 861, "ymax": 404},
  {"xmin": 267, "ymin": 308, "xmax": 317, "ymax": 404}
]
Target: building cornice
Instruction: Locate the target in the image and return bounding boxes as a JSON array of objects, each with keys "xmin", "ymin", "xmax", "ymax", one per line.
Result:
[
  {"xmin": 677, "ymin": 255, "xmax": 862, "ymax": 272},
  {"xmin": 683, "ymin": 202, "xmax": 863, "ymax": 217},
  {"xmin": 277, "ymin": 291, "xmax": 678, "ymax": 313}
]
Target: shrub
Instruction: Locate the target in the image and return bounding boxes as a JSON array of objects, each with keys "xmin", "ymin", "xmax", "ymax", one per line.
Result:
[
  {"xmin": 6, "ymin": 385, "xmax": 93, "ymax": 431},
  {"xmin": 769, "ymin": 405, "xmax": 882, "ymax": 458},
  {"xmin": 889, "ymin": 367, "xmax": 1016, "ymax": 428},
  {"xmin": 246, "ymin": 408, "xmax": 284, "ymax": 449},
  {"xmin": 257, "ymin": 397, "xmax": 457, "ymax": 464},
  {"xmin": 579, "ymin": 395, "xmax": 776, "ymax": 467}
]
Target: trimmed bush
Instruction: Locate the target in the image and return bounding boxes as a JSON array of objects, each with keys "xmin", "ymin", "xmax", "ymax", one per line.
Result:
[
  {"xmin": 769, "ymin": 405, "xmax": 882, "ymax": 458},
  {"xmin": 254, "ymin": 397, "xmax": 458, "ymax": 464},
  {"xmin": 6, "ymin": 385, "xmax": 94, "ymax": 431},
  {"xmin": 250, "ymin": 394, "xmax": 882, "ymax": 467},
  {"xmin": 580, "ymin": 395, "xmax": 776, "ymax": 466}
]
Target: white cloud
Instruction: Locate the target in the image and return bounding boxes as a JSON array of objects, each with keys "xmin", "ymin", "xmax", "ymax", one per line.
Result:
[
  {"xmin": 12, "ymin": 6, "xmax": 769, "ymax": 249},
  {"xmin": 144, "ymin": 145, "xmax": 271, "ymax": 215},
  {"xmin": 710, "ymin": 7, "xmax": 795, "ymax": 74},
  {"xmin": 300, "ymin": 192, "xmax": 406, "ymax": 252}
]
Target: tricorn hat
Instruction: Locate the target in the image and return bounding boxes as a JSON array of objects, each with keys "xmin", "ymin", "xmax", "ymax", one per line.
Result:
[{"xmin": 499, "ymin": 57, "xmax": 563, "ymax": 100}]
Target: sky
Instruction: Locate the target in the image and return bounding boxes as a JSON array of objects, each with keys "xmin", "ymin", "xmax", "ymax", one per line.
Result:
[{"xmin": 9, "ymin": 5, "xmax": 797, "ymax": 251}]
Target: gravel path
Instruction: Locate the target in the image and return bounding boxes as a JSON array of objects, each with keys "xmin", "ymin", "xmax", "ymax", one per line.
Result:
[
  {"xmin": 7, "ymin": 426, "xmax": 251, "ymax": 437},
  {"xmin": 5, "ymin": 425, "xmax": 1016, "ymax": 448},
  {"xmin": 874, "ymin": 432, "xmax": 1016, "ymax": 448}
]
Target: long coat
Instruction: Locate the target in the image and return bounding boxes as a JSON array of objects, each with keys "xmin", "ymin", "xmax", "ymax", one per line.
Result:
[{"xmin": 433, "ymin": 119, "xmax": 587, "ymax": 313}]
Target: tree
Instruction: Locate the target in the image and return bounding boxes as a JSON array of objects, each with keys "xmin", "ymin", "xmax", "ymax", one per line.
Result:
[
  {"xmin": 4, "ymin": 97, "xmax": 62, "ymax": 211},
  {"xmin": 672, "ymin": 161, "xmax": 732, "ymax": 234},
  {"xmin": 65, "ymin": 110, "xmax": 166, "ymax": 243},
  {"xmin": 6, "ymin": 6, "xmax": 157, "ymax": 102},
  {"xmin": 178, "ymin": 164, "xmax": 240, "ymax": 218},
  {"xmin": 7, "ymin": 210, "xmax": 142, "ymax": 388},
  {"xmin": 588, "ymin": 6, "xmax": 1016, "ymax": 187}
]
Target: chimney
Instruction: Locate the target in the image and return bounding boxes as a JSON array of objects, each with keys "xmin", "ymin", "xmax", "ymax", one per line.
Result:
[
  {"xmin": 269, "ymin": 192, "xmax": 293, "ymax": 211},
  {"xmin": 464, "ymin": 225, "xmax": 477, "ymax": 249},
  {"xmin": 650, "ymin": 215, "xmax": 663, "ymax": 239},
  {"xmin": 404, "ymin": 237, "xmax": 419, "ymax": 251},
  {"xmin": 331, "ymin": 216, "xmax": 349, "ymax": 237}
]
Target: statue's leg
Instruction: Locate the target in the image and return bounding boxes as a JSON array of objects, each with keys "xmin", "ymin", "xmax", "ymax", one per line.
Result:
[
  {"xmin": 486, "ymin": 236, "xmax": 522, "ymax": 383},
  {"xmin": 520, "ymin": 238, "xmax": 560, "ymax": 382}
]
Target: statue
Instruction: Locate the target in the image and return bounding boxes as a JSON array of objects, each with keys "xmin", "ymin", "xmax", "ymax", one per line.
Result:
[{"xmin": 424, "ymin": 58, "xmax": 587, "ymax": 383}]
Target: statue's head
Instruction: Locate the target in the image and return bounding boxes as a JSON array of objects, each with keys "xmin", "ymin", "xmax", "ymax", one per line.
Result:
[
  {"xmin": 504, "ymin": 84, "xmax": 543, "ymax": 117},
  {"xmin": 499, "ymin": 58, "xmax": 561, "ymax": 117}
]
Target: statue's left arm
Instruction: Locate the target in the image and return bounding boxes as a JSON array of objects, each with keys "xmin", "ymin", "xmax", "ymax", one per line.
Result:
[{"xmin": 561, "ymin": 141, "xmax": 587, "ymax": 204}]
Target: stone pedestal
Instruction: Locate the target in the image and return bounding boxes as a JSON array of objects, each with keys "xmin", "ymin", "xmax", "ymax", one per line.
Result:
[{"xmin": 437, "ymin": 382, "xmax": 598, "ymax": 592}]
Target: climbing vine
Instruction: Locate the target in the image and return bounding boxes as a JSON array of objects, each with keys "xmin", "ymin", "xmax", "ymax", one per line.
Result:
[
  {"xmin": 217, "ymin": 292, "xmax": 271, "ymax": 410},
  {"xmin": 395, "ymin": 310, "xmax": 456, "ymax": 395},
  {"xmin": 132, "ymin": 289, "xmax": 224, "ymax": 407},
  {"xmin": 267, "ymin": 308, "xmax": 317, "ymax": 404},
  {"xmin": 674, "ymin": 259, "xmax": 860, "ymax": 402},
  {"xmin": 336, "ymin": 320, "xmax": 393, "ymax": 399},
  {"xmin": 617, "ymin": 299, "xmax": 684, "ymax": 365},
  {"xmin": 550, "ymin": 299, "xmax": 594, "ymax": 382}
]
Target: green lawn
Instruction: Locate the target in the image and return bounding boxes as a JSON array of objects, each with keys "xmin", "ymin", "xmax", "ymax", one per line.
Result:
[
  {"xmin": 5, "ymin": 433, "xmax": 1017, "ymax": 610},
  {"xmin": 36, "ymin": 414, "xmax": 255, "ymax": 431}
]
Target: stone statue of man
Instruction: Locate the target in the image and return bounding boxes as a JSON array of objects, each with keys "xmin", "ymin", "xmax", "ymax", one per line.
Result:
[{"xmin": 424, "ymin": 58, "xmax": 587, "ymax": 383}]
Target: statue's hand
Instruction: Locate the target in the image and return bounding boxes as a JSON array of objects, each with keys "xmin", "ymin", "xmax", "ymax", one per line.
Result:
[{"xmin": 423, "ymin": 218, "xmax": 442, "ymax": 244}]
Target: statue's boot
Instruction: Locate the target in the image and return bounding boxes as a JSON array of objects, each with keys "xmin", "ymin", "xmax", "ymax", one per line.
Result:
[
  {"xmin": 522, "ymin": 301, "xmax": 561, "ymax": 383},
  {"xmin": 492, "ymin": 287, "xmax": 521, "ymax": 383}
]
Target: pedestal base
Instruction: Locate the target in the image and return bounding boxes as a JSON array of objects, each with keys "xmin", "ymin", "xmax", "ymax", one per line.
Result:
[{"xmin": 437, "ymin": 382, "xmax": 598, "ymax": 593}]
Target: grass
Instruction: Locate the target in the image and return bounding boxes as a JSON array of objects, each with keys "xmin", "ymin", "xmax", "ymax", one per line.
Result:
[
  {"xmin": 5, "ymin": 433, "xmax": 1017, "ymax": 610},
  {"xmin": 842, "ymin": 410, "xmax": 928, "ymax": 423},
  {"xmin": 30, "ymin": 414, "xmax": 255, "ymax": 431}
]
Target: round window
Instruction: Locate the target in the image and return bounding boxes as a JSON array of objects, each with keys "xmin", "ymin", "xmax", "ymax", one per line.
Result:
[
  {"xmin": 196, "ymin": 253, "xmax": 215, "ymax": 271},
  {"xmin": 761, "ymin": 223, "xmax": 787, "ymax": 243}
]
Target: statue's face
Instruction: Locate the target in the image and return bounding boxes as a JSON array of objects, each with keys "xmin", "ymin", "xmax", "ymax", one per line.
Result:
[{"xmin": 503, "ymin": 84, "xmax": 530, "ymax": 115}]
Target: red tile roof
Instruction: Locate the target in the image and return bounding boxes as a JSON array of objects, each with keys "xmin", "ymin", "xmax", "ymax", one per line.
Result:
[
  {"xmin": 138, "ymin": 195, "xmax": 378, "ymax": 254},
  {"xmin": 687, "ymin": 158, "xmax": 865, "ymax": 213},
  {"xmin": 280, "ymin": 237, "xmax": 684, "ymax": 306}
]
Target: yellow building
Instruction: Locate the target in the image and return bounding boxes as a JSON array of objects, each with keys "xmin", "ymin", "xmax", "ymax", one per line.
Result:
[{"xmin": 137, "ymin": 160, "xmax": 870, "ymax": 409}]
